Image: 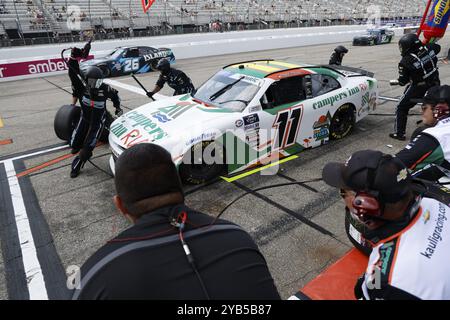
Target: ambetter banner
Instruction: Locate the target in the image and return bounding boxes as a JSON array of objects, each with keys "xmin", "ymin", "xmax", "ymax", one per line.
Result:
[{"xmin": 0, "ymin": 56, "xmax": 93, "ymax": 80}]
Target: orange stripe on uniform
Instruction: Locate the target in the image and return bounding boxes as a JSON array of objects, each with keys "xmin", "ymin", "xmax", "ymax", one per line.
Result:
[{"xmin": 410, "ymin": 151, "xmax": 433, "ymax": 170}]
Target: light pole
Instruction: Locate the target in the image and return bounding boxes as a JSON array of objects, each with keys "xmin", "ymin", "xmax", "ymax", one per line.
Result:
[
  {"xmin": 88, "ymin": 0, "xmax": 92, "ymax": 29},
  {"xmin": 129, "ymin": 0, "xmax": 132, "ymax": 28},
  {"xmin": 12, "ymin": 0, "xmax": 24, "ymax": 43},
  {"xmin": 110, "ymin": 0, "xmax": 114, "ymax": 32}
]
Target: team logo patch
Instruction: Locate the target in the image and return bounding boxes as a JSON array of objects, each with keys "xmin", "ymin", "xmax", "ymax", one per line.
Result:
[
  {"xmin": 423, "ymin": 210, "xmax": 431, "ymax": 224},
  {"xmin": 397, "ymin": 168, "xmax": 408, "ymax": 182}
]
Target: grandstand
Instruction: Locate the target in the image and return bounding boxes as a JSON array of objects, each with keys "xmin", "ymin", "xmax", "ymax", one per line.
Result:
[{"xmin": 0, "ymin": 0, "xmax": 427, "ymax": 46}]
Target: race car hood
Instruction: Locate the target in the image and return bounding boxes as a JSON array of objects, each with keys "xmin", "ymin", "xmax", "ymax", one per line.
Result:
[{"xmin": 109, "ymin": 94, "xmax": 236, "ymax": 150}]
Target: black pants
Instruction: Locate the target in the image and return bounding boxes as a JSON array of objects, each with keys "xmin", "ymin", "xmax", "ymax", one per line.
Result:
[
  {"xmin": 395, "ymin": 83, "xmax": 435, "ymax": 136},
  {"xmin": 70, "ymin": 104, "xmax": 106, "ymax": 161},
  {"xmin": 71, "ymin": 78, "xmax": 85, "ymax": 100}
]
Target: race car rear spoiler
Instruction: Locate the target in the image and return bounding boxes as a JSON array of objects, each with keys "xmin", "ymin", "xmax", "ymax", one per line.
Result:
[{"xmin": 322, "ymin": 65, "xmax": 375, "ymax": 78}]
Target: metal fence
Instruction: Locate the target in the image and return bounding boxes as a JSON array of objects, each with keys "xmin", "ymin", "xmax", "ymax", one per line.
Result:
[
  {"xmin": 0, "ymin": 18, "xmax": 359, "ymax": 47},
  {"xmin": 0, "ymin": 0, "xmax": 419, "ymax": 47}
]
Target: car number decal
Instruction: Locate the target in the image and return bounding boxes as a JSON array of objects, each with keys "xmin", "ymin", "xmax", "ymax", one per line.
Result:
[
  {"xmin": 123, "ymin": 58, "xmax": 140, "ymax": 72},
  {"xmin": 272, "ymin": 105, "xmax": 303, "ymax": 150}
]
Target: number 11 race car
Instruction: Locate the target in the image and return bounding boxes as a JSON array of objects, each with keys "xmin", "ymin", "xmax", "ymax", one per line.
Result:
[
  {"xmin": 80, "ymin": 46, "xmax": 175, "ymax": 77},
  {"xmin": 108, "ymin": 60, "xmax": 378, "ymax": 184}
]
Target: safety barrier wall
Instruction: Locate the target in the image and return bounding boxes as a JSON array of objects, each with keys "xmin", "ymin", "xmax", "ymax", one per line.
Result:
[{"xmin": 0, "ymin": 25, "xmax": 413, "ymax": 82}]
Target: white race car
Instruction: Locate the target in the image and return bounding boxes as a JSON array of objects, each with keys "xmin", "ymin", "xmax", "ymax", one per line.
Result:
[{"xmin": 109, "ymin": 60, "xmax": 378, "ymax": 184}]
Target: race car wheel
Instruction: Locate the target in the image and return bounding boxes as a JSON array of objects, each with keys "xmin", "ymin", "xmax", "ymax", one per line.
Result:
[
  {"xmin": 329, "ymin": 104, "xmax": 355, "ymax": 140},
  {"xmin": 54, "ymin": 104, "xmax": 81, "ymax": 141},
  {"xmin": 98, "ymin": 110, "xmax": 114, "ymax": 143},
  {"xmin": 345, "ymin": 209, "xmax": 372, "ymax": 256},
  {"xmin": 150, "ymin": 59, "xmax": 162, "ymax": 70},
  {"xmin": 98, "ymin": 65, "xmax": 110, "ymax": 77},
  {"xmin": 179, "ymin": 141, "xmax": 225, "ymax": 185}
]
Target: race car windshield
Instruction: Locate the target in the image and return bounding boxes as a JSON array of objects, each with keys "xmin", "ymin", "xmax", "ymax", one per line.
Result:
[
  {"xmin": 193, "ymin": 70, "xmax": 260, "ymax": 112},
  {"xmin": 106, "ymin": 48, "xmax": 124, "ymax": 59}
]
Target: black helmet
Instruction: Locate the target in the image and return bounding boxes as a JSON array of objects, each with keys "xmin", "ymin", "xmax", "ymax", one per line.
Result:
[
  {"xmin": 85, "ymin": 66, "xmax": 104, "ymax": 89},
  {"xmin": 399, "ymin": 33, "xmax": 422, "ymax": 56},
  {"xmin": 71, "ymin": 47, "xmax": 83, "ymax": 58},
  {"xmin": 155, "ymin": 58, "xmax": 170, "ymax": 73},
  {"xmin": 334, "ymin": 45, "xmax": 348, "ymax": 54}
]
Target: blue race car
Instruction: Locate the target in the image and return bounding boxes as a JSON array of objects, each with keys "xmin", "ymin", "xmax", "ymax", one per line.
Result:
[
  {"xmin": 353, "ymin": 28, "xmax": 395, "ymax": 46},
  {"xmin": 80, "ymin": 46, "xmax": 175, "ymax": 77}
]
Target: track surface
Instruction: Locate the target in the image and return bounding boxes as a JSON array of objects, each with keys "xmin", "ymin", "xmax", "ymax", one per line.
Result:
[{"xmin": 1, "ymin": 37, "xmax": 450, "ymax": 299}]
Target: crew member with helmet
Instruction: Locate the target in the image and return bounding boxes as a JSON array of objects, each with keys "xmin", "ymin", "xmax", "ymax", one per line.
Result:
[
  {"xmin": 70, "ymin": 66, "xmax": 123, "ymax": 178},
  {"xmin": 396, "ymin": 85, "xmax": 450, "ymax": 181},
  {"xmin": 389, "ymin": 33, "xmax": 441, "ymax": 141},
  {"xmin": 329, "ymin": 46, "xmax": 348, "ymax": 66},
  {"xmin": 323, "ymin": 149, "xmax": 450, "ymax": 300},
  {"xmin": 68, "ymin": 39, "xmax": 92, "ymax": 105},
  {"xmin": 146, "ymin": 58, "xmax": 195, "ymax": 99}
]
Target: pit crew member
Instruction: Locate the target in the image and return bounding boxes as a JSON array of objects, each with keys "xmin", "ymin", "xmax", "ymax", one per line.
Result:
[
  {"xmin": 70, "ymin": 66, "xmax": 122, "ymax": 178},
  {"xmin": 389, "ymin": 33, "xmax": 441, "ymax": 141},
  {"xmin": 146, "ymin": 58, "xmax": 195, "ymax": 98},
  {"xmin": 396, "ymin": 85, "xmax": 450, "ymax": 181},
  {"xmin": 323, "ymin": 149, "xmax": 450, "ymax": 300},
  {"xmin": 68, "ymin": 39, "xmax": 91, "ymax": 105},
  {"xmin": 329, "ymin": 46, "xmax": 348, "ymax": 66}
]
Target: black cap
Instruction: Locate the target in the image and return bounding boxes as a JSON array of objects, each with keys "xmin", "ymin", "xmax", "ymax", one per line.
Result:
[
  {"xmin": 322, "ymin": 150, "xmax": 412, "ymax": 203},
  {"xmin": 411, "ymin": 85, "xmax": 450, "ymax": 105}
]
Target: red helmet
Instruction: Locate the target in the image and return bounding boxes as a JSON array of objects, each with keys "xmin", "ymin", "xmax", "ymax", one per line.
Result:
[{"xmin": 433, "ymin": 103, "xmax": 450, "ymax": 121}]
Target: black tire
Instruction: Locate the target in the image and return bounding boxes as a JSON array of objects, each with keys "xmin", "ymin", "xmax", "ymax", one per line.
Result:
[
  {"xmin": 99, "ymin": 110, "xmax": 114, "ymax": 143},
  {"xmin": 150, "ymin": 59, "xmax": 159, "ymax": 70},
  {"xmin": 345, "ymin": 210, "xmax": 372, "ymax": 256},
  {"xmin": 329, "ymin": 104, "xmax": 355, "ymax": 140},
  {"xmin": 179, "ymin": 141, "xmax": 225, "ymax": 185},
  {"xmin": 98, "ymin": 64, "xmax": 110, "ymax": 77},
  {"xmin": 54, "ymin": 105, "xmax": 81, "ymax": 141}
]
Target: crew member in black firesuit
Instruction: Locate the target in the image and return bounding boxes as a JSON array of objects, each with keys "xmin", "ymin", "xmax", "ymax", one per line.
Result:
[
  {"xmin": 70, "ymin": 66, "xmax": 123, "ymax": 178},
  {"xmin": 146, "ymin": 58, "xmax": 195, "ymax": 99},
  {"xmin": 329, "ymin": 45, "xmax": 348, "ymax": 66},
  {"xmin": 68, "ymin": 39, "xmax": 92, "ymax": 105},
  {"xmin": 389, "ymin": 33, "xmax": 441, "ymax": 141},
  {"xmin": 396, "ymin": 85, "xmax": 450, "ymax": 181}
]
